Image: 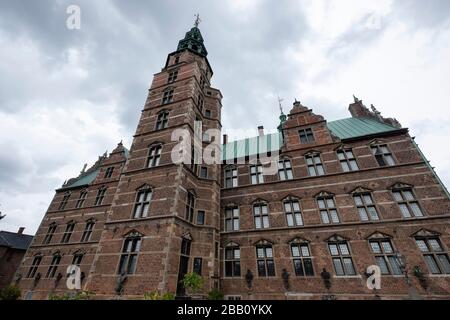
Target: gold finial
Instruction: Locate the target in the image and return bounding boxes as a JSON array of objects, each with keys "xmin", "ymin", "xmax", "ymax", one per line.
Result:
[{"xmin": 194, "ymin": 13, "xmax": 201, "ymax": 27}]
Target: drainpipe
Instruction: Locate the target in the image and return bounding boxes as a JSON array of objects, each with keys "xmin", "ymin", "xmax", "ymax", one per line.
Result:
[{"xmin": 411, "ymin": 137, "xmax": 450, "ymax": 199}]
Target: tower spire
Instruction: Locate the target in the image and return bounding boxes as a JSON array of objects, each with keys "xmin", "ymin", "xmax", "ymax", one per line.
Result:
[{"xmin": 194, "ymin": 13, "xmax": 201, "ymax": 28}]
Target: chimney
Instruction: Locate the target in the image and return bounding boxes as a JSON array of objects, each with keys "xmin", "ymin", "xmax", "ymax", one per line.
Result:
[
  {"xmin": 223, "ymin": 134, "xmax": 228, "ymax": 144},
  {"xmin": 18, "ymin": 227, "xmax": 25, "ymax": 235},
  {"xmin": 258, "ymin": 126, "xmax": 264, "ymax": 136}
]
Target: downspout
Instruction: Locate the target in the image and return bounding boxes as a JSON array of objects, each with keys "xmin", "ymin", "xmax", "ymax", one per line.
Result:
[{"xmin": 411, "ymin": 137, "xmax": 450, "ymax": 200}]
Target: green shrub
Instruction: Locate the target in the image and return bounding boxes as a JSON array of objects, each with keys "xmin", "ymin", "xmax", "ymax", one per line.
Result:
[
  {"xmin": 182, "ymin": 272, "xmax": 204, "ymax": 293},
  {"xmin": 144, "ymin": 291, "xmax": 175, "ymax": 300},
  {"xmin": 48, "ymin": 291, "xmax": 94, "ymax": 300},
  {"xmin": 207, "ymin": 288, "xmax": 224, "ymax": 300},
  {"xmin": 0, "ymin": 285, "xmax": 21, "ymax": 300}
]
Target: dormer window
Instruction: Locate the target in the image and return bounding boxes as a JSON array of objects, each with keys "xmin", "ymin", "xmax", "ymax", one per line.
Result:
[{"xmin": 299, "ymin": 128, "xmax": 315, "ymax": 143}]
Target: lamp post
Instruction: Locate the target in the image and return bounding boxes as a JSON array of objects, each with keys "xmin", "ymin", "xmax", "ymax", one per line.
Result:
[{"xmin": 394, "ymin": 252, "xmax": 422, "ymax": 300}]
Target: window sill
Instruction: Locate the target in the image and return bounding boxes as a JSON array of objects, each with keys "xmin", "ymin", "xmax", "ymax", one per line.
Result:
[{"xmin": 333, "ymin": 275, "xmax": 362, "ymax": 279}]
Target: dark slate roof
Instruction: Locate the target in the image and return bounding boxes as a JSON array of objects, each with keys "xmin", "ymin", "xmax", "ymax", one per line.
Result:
[
  {"xmin": 0, "ymin": 231, "xmax": 33, "ymax": 250},
  {"xmin": 327, "ymin": 117, "xmax": 400, "ymax": 140}
]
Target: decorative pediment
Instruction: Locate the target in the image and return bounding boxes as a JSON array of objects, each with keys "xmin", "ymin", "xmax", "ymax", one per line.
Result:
[
  {"xmin": 350, "ymin": 186, "xmax": 373, "ymax": 195},
  {"xmin": 303, "ymin": 150, "xmax": 321, "ymax": 156},
  {"xmin": 325, "ymin": 234, "xmax": 348, "ymax": 243},
  {"xmin": 225, "ymin": 241, "xmax": 240, "ymax": 247},
  {"xmin": 254, "ymin": 239, "xmax": 274, "ymax": 246},
  {"xmin": 366, "ymin": 231, "xmax": 393, "ymax": 240},
  {"xmin": 66, "ymin": 220, "xmax": 76, "ymax": 225},
  {"xmin": 72, "ymin": 248, "xmax": 86, "ymax": 255},
  {"xmin": 315, "ymin": 191, "xmax": 335, "ymax": 198},
  {"xmin": 389, "ymin": 182, "xmax": 414, "ymax": 190},
  {"xmin": 157, "ymin": 108, "xmax": 169, "ymax": 114},
  {"xmin": 288, "ymin": 236, "xmax": 310, "ymax": 244},
  {"xmin": 187, "ymin": 189, "xmax": 197, "ymax": 198},
  {"xmin": 411, "ymin": 229, "xmax": 441, "ymax": 238},
  {"xmin": 136, "ymin": 183, "xmax": 152, "ymax": 191},
  {"xmin": 163, "ymin": 86, "xmax": 175, "ymax": 92},
  {"xmin": 148, "ymin": 141, "xmax": 164, "ymax": 147},
  {"xmin": 224, "ymin": 202, "xmax": 238, "ymax": 208},
  {"xmin": 123, "ymin": 229, "xmax": 144, "ymax": 238},
  {"xmin": 181, "ymin": 231, "xmax": 193, "ymax": 241},
  {"xmin": 85, "ymin": 217, "xmax": 96, "ymax": 223},
  {"xmin": 281, "ymin": 194, "xmax": 300, "ymax": 202},
  {"xmin": 333, "ymin": 143, "xmax": 353, "ymax": 151},
  {"xmin": 52, "ymin": 250, "xmax": 62, "ymax": 256},
  {"xmin": 369, "ymin": 139, "xmax": 386, "ymax": 146},
  {"xmin": 252, "ymin": 198, "xmax": 269, "ymax": 204}
]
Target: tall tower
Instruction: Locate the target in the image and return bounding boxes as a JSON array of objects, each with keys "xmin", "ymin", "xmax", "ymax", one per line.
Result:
[{"xmin": 85, "ymin": 22, "xmax": 223, "ymax": 298}]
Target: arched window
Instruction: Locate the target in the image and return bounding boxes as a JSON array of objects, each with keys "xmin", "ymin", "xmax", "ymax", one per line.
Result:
[
  {"xmin": 253, "ymin": 202, "xmax": 269, "ymax": 229},
  {"xmin": 278, "ymin": 158, "xmax": 293, "ymax": 181},
  {"xmin": 46, "ymin": 253, "xmax": 61, "ymax": 278},
  {"xmin": 156, "ymin": 110, "xmax": 169, "ymax": 130},
  {"xmin": 58, "ymin": 192, "xmax": 70, "ymax": 210},
  {"xmin": 283, "ymin": 197, "xmax": 303, "ymax": 227},
  {"xmin": 118, "ymin": 232, "xmax": 143, "ymax": 275},
  {"xmin": 316, "ymin": 192, "xmax": 340, "ymax": 224},
  {"xmin": 224, "ymin": 166, "xmax": 238, "ymax": 188},
  {"xmin": 43, "ymin": 223, "xmax": 57, "ymax": 244},
  {"xmin": 327, "ymin": 235, "xmax": 356, "ymax": 276},
  {"xmin": 76, "ymin": 190, "xmax": 88, "ymax": 208},
  {"xmin": 81, "ymin": 219, "xmax": 95, "ymax": 242},
  {"xmin": 290, "ymin": 238, "xmax": 314, "ymax": 276},
  {"xmin": 224, "ymin": 242, "xmax": 241, "ymax": 278},
  {"xmin": 94, "ymin": 187, "xmax": 107, "ymax": 206},
  {"xmin": 391, "ymin": 183, "xmax": 424, "ymax": 218},
  {"xmin": 132, "ymin": 188, "xmax": 152, "ymax": 219},
  {"xmin": 305, "ymin": 152, "xmax": 325, "ymax": 176},
  {"xmin": 255, "ymin": 240, "xmax": 275, "ymax": 277},
  {"xmin": 147, "ymin": 144, "xmax": 162, "ymax": 168},
  {"xmin": 26, "ymin": 254, "xmax": 42, "ymax": 278},
  {"xmin": 61, "ymin": 221, "xmax": 75, "ymax": 243}
]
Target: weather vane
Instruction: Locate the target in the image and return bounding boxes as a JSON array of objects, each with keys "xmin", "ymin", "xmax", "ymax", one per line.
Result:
[
  {"xmin": 194, "ymin": 13, "xmax": 201, "ymax": 27},
  {"xmin": 278, "ymin": 96, "xmax": 284, "ymax": 114}
]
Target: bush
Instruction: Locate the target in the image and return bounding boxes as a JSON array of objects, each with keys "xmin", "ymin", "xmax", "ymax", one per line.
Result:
[
  {"xmin": 48, "ymin": 291, "xmax": 94, "ymax": 300},
  {"xmin": 182, "ymin": 272, "xmax": 204, "ymax": 294},
  {"xmin": 144, "ymin": 291, "xmax": 175, "ymax": 300},
  {"xmin": 207, "ymin": 289, "xmax": 224, "ymax": 300},
  {"xmin": 0, "ymin": 285, "xmax": 21, "ymax": 300}
]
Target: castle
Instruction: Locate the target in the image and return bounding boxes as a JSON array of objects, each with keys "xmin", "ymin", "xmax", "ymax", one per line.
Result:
[{"xmin": 14, "ymin": 23, "xmax": 450, "ymax": 300}]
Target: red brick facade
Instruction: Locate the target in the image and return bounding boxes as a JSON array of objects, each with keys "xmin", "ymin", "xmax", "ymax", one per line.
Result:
[{"xmin": 14, "ymin": 26, "xmax": 450, "ymax": 300}]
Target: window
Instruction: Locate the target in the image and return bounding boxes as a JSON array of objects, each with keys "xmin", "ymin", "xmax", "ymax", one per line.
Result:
[
  {"xmin": 200, "ymin": 166, "xmax": 208, "ymax": 179},
  {"xmin": 291, "ymin": 242, "xmax": 314, "ymax": 276},
  {"xmin": 337, "ymin": 149, "xmax": 359, "ymax": 172},
  {"xmin": 369, "ymin": 240, "xmax": 402, "ymax": 275},
  {"xmin": 256, "ymin": 245, "xmax": 275, "ymax": 277},
  {"xmin": 46, "ymin": 254, "xmax": 61, "ymax": 278},
  {"xmin": 225, "ymin": 167, "xmax": 238, "ymax": 188},
  {"xmin": 215, "ymin": 242, "xmax": 219, "ymax": 259},
  {"xmin": 415, "ymin": 237, "xmax": 450, "ymax": 274},
  {"xmin": 72, "ymin": 253, "xmax": 84, "ymax": 266},
  {"xmin": 104, "ymin": 166, "xmax": 114, "ymax": 178},
  {"xmin": 174, "ymin": 56, "xmax": 180, "ymax": 64},
  {"xmin": 27, "ymin": 256, "xmax": 42, "ymax": 278},
  {"xmin": 392, "ymin": 188, "xmax": 424, "ymax": 218},
  {"xmin": 185, "ymin": 192, "xmax": 195, "ymax": 223},
  {"xmin": 193, "ymin": 258, "xmax": 202, "ymax": 275},
  {"xmin": 161, "ymin": 89, "xmax": 174, "ymax": 104},
  {"xmin": 283, "ymin": 198, "xmax": 303, "ymax": 227},
  {"xmin": 278, "ymin": 159, "xmax": 293, "ymax": 181},
  {"xmin": 133, "ymin": 189, "xmax": 152, "ymax": 219},
  {"xmin": 147, "ymin": 145, "xmax": 162, "ymax": 168},
  {"xmin": 225, "ymin": 245, "xmax": 241, "ymax": 277},
  {"xmin": 118, "ymin": 236, "xmax": 142, "ymax": 275},
  {"xmin": 59, "ymin": 193, "xmax": 70, "ymax": 210},
  {"xmin": 156, "ymin": 111, "xmax": 169, "ymax": 130},
  {"xmin": 76, "ymin": 191, "xmax": 88, "ymax": 208},
  {"xmin": 205, "ymin": 109, "xmax": 211, "ymax": 118},
  {"xmin": 81, "ymin": 220, "xmax": 95, "ymax": 242},
  {"xmin": 168, "ymin": 70, "xmax": 178, "ymax": 83},
  {"xmin": 305, "ymin": 154, "xmax": 325, "ymax": 176},
  {"xmin": 317, "ymin": 196, "xmax": 340, "ymax": 224},
  {"xmin": 253, "ymin": 203, "xmax": 269, "ymax": 229},
  {"xmin": 250, "ymin": 164, "xmax": 264, "ymax": 184},
  {"xmin": 196, "ymin": 210, "xmax": 205, "ymax": 225},
  {"xmin": 371, "ymin": 145, "xmax": 395, "ymax": 167},
  {"xmin": 328, "ymin": 242, "xmax": 356, "ymax": 276},
  {"xmin": 200, "ymin": 75, "xmax": 206, "ymax": 89},
  {"xmin": 43, "ymin": 223, "xmax": 57, "ymax": 244},
  {"xmin": 299, "ymin": 128, "xmax": 315, "ymax": 143},
  {"xmin": 94, "ymin": 188, "xmax": 107, "ymax": 206},
  {"xmin": 181, "ymin": 238, "xmax": 191, "ymax": 256},
  {"xmin": 197, "ymin": 94, "xmax": 204, "ymax": 111},
  {"xmin": 225, "ymin": 206, "xmax": 239, "ymax": 231},
  {"xmin": 61, "ymin": 222, "xmax": 75, "ymax": 243},
  {"xmin": 353, "ymin": 193, "xmax": 379, "ymax": 221}
]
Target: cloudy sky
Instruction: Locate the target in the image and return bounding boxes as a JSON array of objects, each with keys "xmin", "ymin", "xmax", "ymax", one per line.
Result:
[{"xmin": 0, "ymin": 0, "xmax": 449, "ymax": 234}]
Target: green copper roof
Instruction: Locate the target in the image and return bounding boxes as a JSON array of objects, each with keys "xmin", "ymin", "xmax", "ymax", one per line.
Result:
[
  {"xmin": 222, "ymin": 118, "xmax": 400, "ymax": 161},
  {"xmin": 222, "ymin": 133, "xmax": 283, "ymax": 161},
  {"xmin": 327, "ymin": 117, "xmax": 399, "ymax": 140},
  {"xmin": 61, "ymin": 169, "xmax": 100, "ymax": 190},
  {"xmin": 177, "ymin": 27, "xmax": 208, "ymax": 57}
]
